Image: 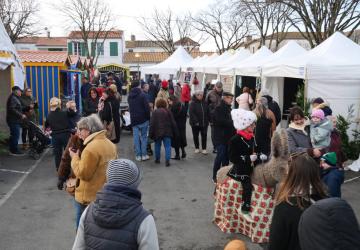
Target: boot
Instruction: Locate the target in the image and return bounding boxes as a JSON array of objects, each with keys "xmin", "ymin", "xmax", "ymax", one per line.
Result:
[
  {"xmin": 181, "ymin": 148, "xmax": 186, "ymax": 158},
  {"xmin": 165, "ymin": 160, "xmax": 170, "ymax": 167}
]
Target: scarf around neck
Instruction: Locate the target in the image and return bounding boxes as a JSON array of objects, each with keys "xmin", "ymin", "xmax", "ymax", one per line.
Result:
[
  {"xmin": 237, "ymin": 130, "xmax": 254, "ymax": 140},
  {"xmin": 289, "ymin": 122, "xmax": 308, "ymax": 136}
]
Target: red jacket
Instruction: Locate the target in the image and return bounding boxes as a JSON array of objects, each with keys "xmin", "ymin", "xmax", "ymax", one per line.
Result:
[{"xmin": 181, "ymin": 84, "xmax": 191, "ymax": 103}]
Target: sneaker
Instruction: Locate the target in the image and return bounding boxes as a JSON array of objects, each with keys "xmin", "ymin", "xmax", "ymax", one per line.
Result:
[
  {"xmin": 202, "ymin": 149, "xmax": 208, "ymax": 155},
  {"xmin": 135, "ymin": 156, "xmax": 142, "ymax": 162},
  {"xmin": 141, "ymin": 155, "xmax": 150, "ymax": 161},
  {"xmin": 241, "ymin": 212, "xmax": 254, "ymax": 223},
  {"xmin": 194, "ymin": 149, "xmax": 200, "ymax": 153},
  {"xmin": 9, "ymin": 150, "xmax": 25, "ymax": 156}
]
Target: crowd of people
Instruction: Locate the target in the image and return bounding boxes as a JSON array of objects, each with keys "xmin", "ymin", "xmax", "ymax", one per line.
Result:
[{"xmin": 5, "ymin": 73, "xmax": 360, "ymax": 249}]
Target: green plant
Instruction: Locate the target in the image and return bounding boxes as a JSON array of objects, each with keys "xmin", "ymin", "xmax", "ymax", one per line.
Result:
[
  {"xmin": 336, "ymin": 104, "xmax": 360, "ymax": 160},
  {"xmin": 295, "ymin": 84, "xmax": 311, "ymax": 117}
]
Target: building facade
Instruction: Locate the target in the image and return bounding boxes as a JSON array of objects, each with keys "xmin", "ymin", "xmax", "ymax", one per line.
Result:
[{"xmin": 15, "ymin": 37, "xmax": 67, "ymax": 51}]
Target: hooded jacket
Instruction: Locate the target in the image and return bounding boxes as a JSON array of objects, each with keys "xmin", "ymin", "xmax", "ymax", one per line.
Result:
[
  {"xmin": 189, "ymin": 95, "xmax": 209, "ymax": 128},
  {"xmin": 321, "ymin": 166, "xmax": 344, "ymax": 198},
  {"xmin": 310, "ymin": 118, "xmax": 333, "ymax": 148},
  {"xmin": 212, "ymin": 100, "xmax": 235, "ymax": 145},
  {"xmin": 128, "ymin": 87, "xmax": 151, "ymax": 126},
  {"xmin": 263, "ymin": 95, "xmax": 281, "ymax": 125},
  {"xmin": 72, "ymin": 184, "xmax": 159, "ymax": 250},
  {"xmin": 298, "ymin": 198, "xmax": 360, "ymax": 250}
]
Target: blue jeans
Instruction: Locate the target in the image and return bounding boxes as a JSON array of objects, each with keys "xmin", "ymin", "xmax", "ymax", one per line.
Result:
[
  {"xmin": 74, "ymin": 199, "xmax": 87, "ymax": 229},
  {"xmin": 155, "ymin": 137, "xmax": 171, "ymax": 162},
  {"xmin": 8, "ymin": 122, "xmax": 21, "ymax": 153},
  {"xmin": 132, "ymin": 121, "xmax": 149, "ymax": 157},
  {"xmin": 213, "ymin": 144, "xmax": 229, "ymax": 182}
]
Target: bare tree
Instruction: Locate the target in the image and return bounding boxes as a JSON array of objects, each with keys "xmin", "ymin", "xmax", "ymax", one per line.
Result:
[
  {"xmin": 0, "ymin": 0, "xmax": 39, "ymax": 42},
  {"xmin": 279, "ymin": 0, "xmax": 360, "ymax": 48},
  {"xmin": 138, "ymin": 8, "xmax": 201, "ymax": 55},
  {"xmin": 192, "ymin": 1, "xmax": 251, "ymax": 54},
  {"xmin": 59, "ymin": 0, "xmax": 113, "ymax": 65}
]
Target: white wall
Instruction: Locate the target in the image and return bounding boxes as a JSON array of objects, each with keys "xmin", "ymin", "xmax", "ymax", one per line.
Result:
[
  {"xmin": 67, "ymin": 38, "xmax": 124, "ymax": 66},
  {"xmin": 15, "ymin": 43, "xmax": 37, "ymax": 50}
]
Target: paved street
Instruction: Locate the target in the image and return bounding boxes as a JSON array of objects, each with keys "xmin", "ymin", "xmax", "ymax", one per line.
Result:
[{"xmin": 0, "ymin": 126, "xmax": 359, "ymax": 250}]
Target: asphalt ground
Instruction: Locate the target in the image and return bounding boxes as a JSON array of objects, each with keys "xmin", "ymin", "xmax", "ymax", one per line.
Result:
[{"xmin": 0, "ymin": 126, "xmax": 359, "ymax": 250}]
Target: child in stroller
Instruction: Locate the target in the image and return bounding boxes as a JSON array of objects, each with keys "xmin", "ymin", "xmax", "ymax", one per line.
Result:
[{"xmin": 26, "ymin": 120, "xmax": 50, "ymax": 159}]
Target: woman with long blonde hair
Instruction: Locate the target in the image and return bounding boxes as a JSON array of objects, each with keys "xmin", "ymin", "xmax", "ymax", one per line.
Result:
[{"xmin": 268, "ymin": 152, "xmax": 327, "ymax": 250}]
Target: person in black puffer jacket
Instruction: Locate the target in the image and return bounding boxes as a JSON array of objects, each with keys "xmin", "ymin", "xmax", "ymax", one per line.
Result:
[
  {"xmin": 298, "ymin": 198, "xmax": 360, "ymax": 250},
  {"xmin": 45, "ymin": 97, "xmax": 72, "ymax": 171},
  {"xmin": 72, "ymin": 159, "xmax": 159, "ymax": 250},
  {"xmin": 169, "ymin": 95, "xmax": 187, "ymax": 160},
  {"xmin": 189, "ymin": 90, "xmax": 209, "ymax": 154},
  {"xmin": 212, "ymin": 92, "xmax": 235, "ymax": 183},
  {"xmin": 6, "ymin": 86, "xmax": 27, "ymax": 155}
]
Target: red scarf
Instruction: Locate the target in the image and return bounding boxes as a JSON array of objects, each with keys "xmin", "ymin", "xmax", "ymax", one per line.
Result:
[{"xmin": 237, "ymin": 130, "xmax": 254, "ymax": 140}]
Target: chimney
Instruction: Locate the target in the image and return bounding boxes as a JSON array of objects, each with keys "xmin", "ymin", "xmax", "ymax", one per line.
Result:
[
  {"xmin": 131, "ymin": 34, "xmax": 136, "ymax": 41},
  {"xmin": 246, "ymin": 35, "xmax": 252, "ymax": 42}
]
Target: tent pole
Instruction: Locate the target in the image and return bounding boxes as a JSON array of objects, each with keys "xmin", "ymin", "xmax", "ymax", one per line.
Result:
[{"xmin": 304, "ymin": 67, "xmax": 308, "ymax": 112}]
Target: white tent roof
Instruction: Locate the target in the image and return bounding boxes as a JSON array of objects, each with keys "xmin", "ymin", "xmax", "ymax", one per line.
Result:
[
  {"xmin": 220, "ymin": 46, "xmax": 273, "ymax": 76},
  {"xmin": 142, "ymin": 46, "xmax": 193, "ymax": 75},
  {"xmin": 0, "ymin": 20, "xmax": 25, "ymax": 87},
  {"xmin": 192, "ymin": 53, "xmax": 219, "ymax": 72},
  {"xmin": 203, "ymin": 50, "xmax": 239, "ymax": 74},
  {"xmin": 262, "ymin": 32, "xmax": 360, "ymax": 79},
  {"xmin": 181, "ymin": 54, "xmax": 209, "ymax": 72},
  {"xmin": 218, "ymin": 49, "xmax": 251, "ymax": 71}
]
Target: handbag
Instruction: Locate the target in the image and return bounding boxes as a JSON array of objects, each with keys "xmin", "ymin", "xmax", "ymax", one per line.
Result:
[
  {"xmin": 104, "ymin": 102, "xmax": 116, "ymax": 141},
  {"xmin": 65, "ymin": 178, "xmax": 77, "ymax": 196}
]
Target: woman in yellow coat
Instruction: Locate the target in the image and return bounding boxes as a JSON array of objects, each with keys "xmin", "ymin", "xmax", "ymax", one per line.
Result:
[{"xmin": 69, "ymin": 114, "xmax": 117, "ymax": 228}]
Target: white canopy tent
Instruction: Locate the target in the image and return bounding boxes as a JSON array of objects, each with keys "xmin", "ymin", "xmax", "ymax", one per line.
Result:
[
  {"xmin": 0, "ymin": 20, "xmax": 25, "ymax": 87},
  {"xmin": 192, "ymin": 53, "xmax": 219, "ymax": 73},
  {"xmin": 141, "ymin": 46, "xmax": 193, "ymax": 78},
  {"xmin": 220, "ymin": 47, "xmax": 273, "ymax": 76},
  {"xmin": 202, "ymin": 51, "xmax": 235, "ymax": 74},
  {"xmin": 181, "ymin": 54, "xmax": 209, "ymax": 72},
  {"xmin": 218, "ymin": 49, "xmax": 252, "ymax": 70},
  {"xmin": 262, "ymin": 32, "xmax": 360, "ymax": 119}
]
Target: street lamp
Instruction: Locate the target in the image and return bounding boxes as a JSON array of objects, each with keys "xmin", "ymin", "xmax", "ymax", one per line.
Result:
[{"xmin": 135, "ymin": 53, "xmax": 140, "ymax": 81}]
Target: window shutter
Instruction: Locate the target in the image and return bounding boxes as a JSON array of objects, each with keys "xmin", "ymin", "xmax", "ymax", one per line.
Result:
[
  {"xmin": 110, "ymin": 42, "xmax": 118, "ymax": 56},
  {"xmin": 80, "ymin": 42, "xmax": 85, "ymax": 56},
  {"xmin": 91, "ymin": 42, "xmax": 96, "ymax": 57},
  {"xmin": 67, "ymin": 42, "xmax": 72, "ymax": 55}
]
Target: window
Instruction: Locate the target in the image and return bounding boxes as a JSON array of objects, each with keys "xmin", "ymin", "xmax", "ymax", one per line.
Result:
[
  {"xmin": 128, "ymin": 49, "xmax": 133, "ymax": 52},
  {"xmin": 73, "ymin": 42, "xmax": 81, "ymax": 56},
  {"xmin": 97, "ymin": 43, "xmax": 104, "ymax": 55},
  {"xmin": 109, "ymin": 42, "xmax": 118, "ymax": 56}
]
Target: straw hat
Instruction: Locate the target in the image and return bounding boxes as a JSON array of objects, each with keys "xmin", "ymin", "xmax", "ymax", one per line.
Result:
[{"xmin": 49, "ymin": 97, "xmax": 61, "ymax": 111}]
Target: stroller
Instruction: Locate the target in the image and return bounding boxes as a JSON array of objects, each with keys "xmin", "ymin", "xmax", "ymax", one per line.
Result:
[{"xmin": 26, "ymin": 121, "xmax": 50, "ymax": 160}]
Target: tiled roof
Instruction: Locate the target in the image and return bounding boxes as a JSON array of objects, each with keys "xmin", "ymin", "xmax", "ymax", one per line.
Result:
[
  {"xmin": 125, "ymin": 40, "xmax": 161, "ymax": 48},
  {"xmin": 68, "ymin": 30, "xmax": 123, "ymax": 39},
  {"xmin": 124, "ymin": 51, "xmax": 216, "ymax": 64},
  {"xmin": 174, "ymin": 37, "xmax": 200, "ymax": 46},
  {"xmin": 18, "ymin": 50, "xmax": 68, "ymax": 63},
  {"xmin": 126, "ymin": 37, "xmax": 200, "ymax": 48},
  {"xmin": 16, "ymin": 37, "xmax": 67, "ymax": 46}
]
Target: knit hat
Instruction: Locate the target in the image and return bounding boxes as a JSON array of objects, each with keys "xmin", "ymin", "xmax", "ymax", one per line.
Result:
[
  {"xmin": 311, "ymin": 109, "xmax": 325, "ymax": 120},
  {"xmin": 49, "ymin": 97, "xmax": 61, "ymax": 111},
  {"xmin": 224, "ymin": 239, "xmax": 247, "ymax": 250},
  {"xmin": 12, "ymin": 86, "xmax": 22, "ymax": 92},
  {"xmin": 215, "ymin": 81, "xmax": 223, "ymax": 89},
  {"xmin": 321, "ymin": 152, "xmax": 337, "ymax": 166},
  {"xmin": 106, "ymin": 159, "xmax": 142, "ymax": 188},
  {"xmin": 231, "ymin": 108, "xmax": 257, "ymax": 130},
  {"xmin": 222, "ymin": 91, "xmax": 234, "ymax": 97},
  {"xmin": 312, "ymin": 97, "xmax": 324, "ymax": 105},
  {"xmin": 161, "ymin": 80, "xmax": 168, "ymax": 89}
]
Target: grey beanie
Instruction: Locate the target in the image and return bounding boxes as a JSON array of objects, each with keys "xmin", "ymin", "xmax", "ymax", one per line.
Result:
[{"xmin": 106, "ymin": 159, "xmax": 141, "ymax": 188}]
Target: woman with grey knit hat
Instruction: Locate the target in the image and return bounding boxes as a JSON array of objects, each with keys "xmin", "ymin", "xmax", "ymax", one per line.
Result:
[{"xmin": 72, "ymin": 159, "xmax": 159, "ymax": 250}]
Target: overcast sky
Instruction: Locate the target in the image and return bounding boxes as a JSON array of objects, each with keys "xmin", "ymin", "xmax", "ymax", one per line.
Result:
[{"xmin": 37, "ymin": 0, "xmax": 216, "ymax": 50}]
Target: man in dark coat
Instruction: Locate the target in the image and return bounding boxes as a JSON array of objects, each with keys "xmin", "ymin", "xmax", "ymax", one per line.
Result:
[
  {"xmin": 206, "ymin": 81, "xmax": 223, "ymax": 153},
  {"xmin": 6, "ymin": 86, "xmax": 27, "ymax": 155},
  {"xmin": 212, "ymin": 92, "xmax": 235, "ymax": 182},
  {"xmin": 80, "ymin": 76, "xmax": 92, "ymax": 109},
  {"xmin": 128, "ymin": 81, "xmax": 151, "ymax": 161},
  {"xmin": 72, "ymin": 159, "xmax": 159, "ymax": 249},
  {"xmin": 262, "ymin": 93, "xmax": 282, "ymax": 126},
  {"xmin": 299, "ymin": 198, "xmax": 360, "ymax": 250}
]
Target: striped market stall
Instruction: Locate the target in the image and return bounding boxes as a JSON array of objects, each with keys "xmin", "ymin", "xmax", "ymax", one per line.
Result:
[{"xmin": 18, "ymin": 51, "xmax": 70, "ymax": 125}]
